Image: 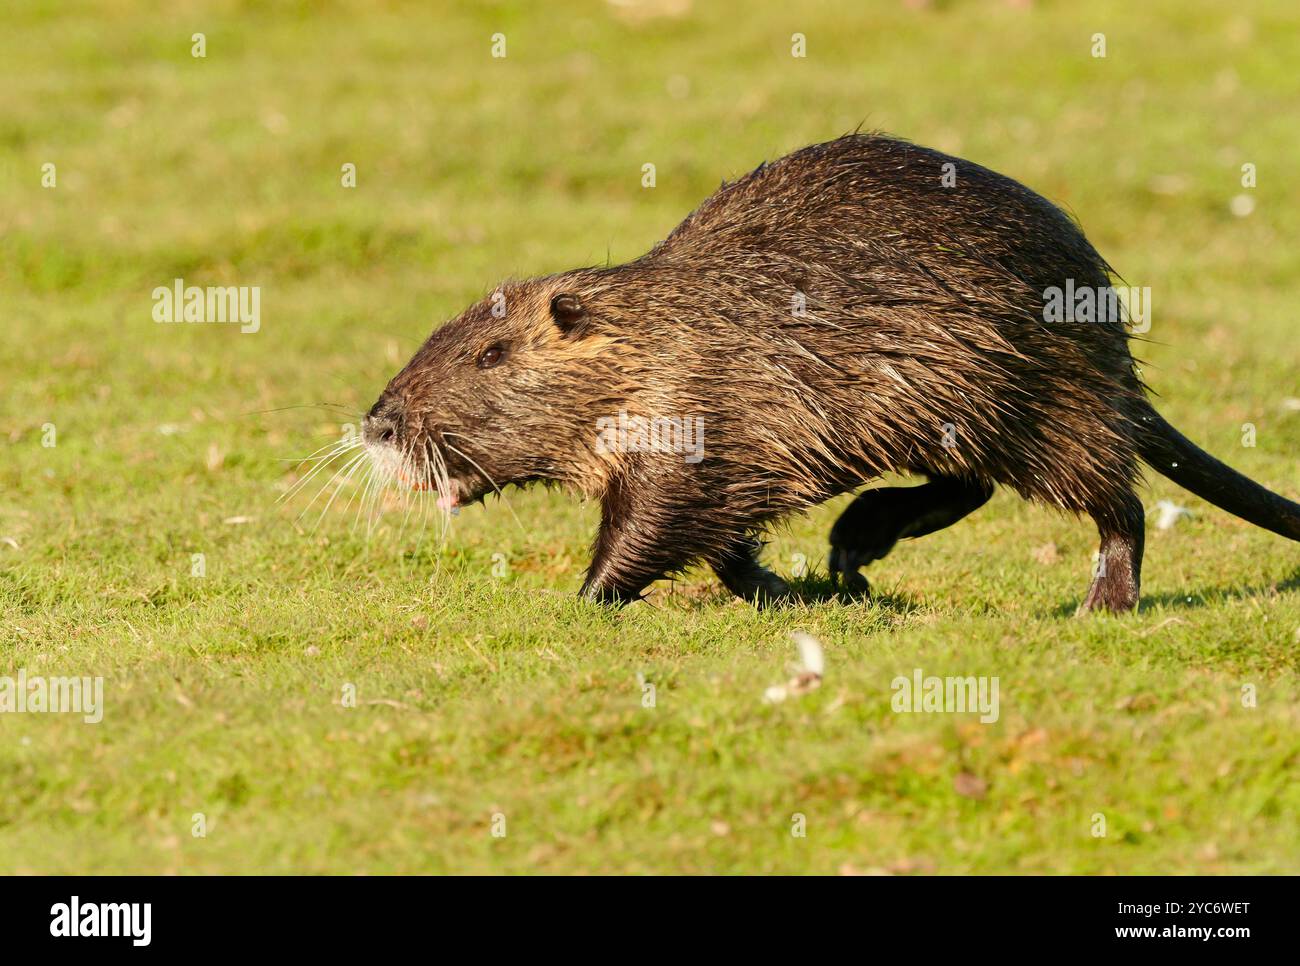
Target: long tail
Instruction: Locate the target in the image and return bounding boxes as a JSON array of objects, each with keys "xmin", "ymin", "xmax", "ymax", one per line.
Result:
[{"xmin": 1135, "ymin": 408, "xmax": 1300, "ymax": 540}]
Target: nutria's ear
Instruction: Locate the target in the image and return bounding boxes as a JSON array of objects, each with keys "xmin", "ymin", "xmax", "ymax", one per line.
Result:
[{"xmin": 549, "ymin": 293, "xmax": 588, "ymax": 338}]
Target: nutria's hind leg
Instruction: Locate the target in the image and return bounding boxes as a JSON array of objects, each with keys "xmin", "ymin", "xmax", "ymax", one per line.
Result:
[
  {"xmin": 1076, "ymin": 493, "xmax": 1146, "ymax": 614},
  {"xmin": 713, "ymin": 535, "xmax": 791, "ymax": 607},
  {"xmin": 827, "ymin": 476, "xmax": 994, "ymax": 591}
]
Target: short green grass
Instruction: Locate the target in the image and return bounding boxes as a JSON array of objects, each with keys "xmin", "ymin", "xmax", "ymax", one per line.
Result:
[{"xmin": 2, "ymin": 0, "xmax": 1298, "ymax": 874}]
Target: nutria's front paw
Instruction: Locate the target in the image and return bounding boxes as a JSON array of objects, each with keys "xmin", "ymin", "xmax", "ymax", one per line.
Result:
[{"xmin": 579, "ymin": 581, "xmax": 642, "ymax": 607}]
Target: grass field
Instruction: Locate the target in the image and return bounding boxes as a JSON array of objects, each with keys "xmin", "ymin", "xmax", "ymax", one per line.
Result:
[{"xmin": 2, "ymin": 0, "xmax": 1298, "ymax": 874}]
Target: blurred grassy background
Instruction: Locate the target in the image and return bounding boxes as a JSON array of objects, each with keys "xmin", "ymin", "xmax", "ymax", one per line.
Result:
[{"xmin": 1, "ymin": 0, "xmax": 1297, "ymax": 873}]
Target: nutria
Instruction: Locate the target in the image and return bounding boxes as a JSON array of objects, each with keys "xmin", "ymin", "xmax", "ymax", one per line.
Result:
[{"xmin": 361, "ymin": 133, "xmax": 1299, "ymax": 611}]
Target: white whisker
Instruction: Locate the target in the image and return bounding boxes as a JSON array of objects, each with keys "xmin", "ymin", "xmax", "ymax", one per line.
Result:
[
  {"xmin": 278, "ymin": 437, "xmax": 362, "ymax": 506},
  {"xmin": 305, "ymin": 449, "xmax": 369, "ymax": 530},
  {"xmin": 441, "ymin": 433, "xmax": 524, "ymax": 533},
  {"xmin": 317, "ymin": 447, "xmax": 372, "ymax": 528}
]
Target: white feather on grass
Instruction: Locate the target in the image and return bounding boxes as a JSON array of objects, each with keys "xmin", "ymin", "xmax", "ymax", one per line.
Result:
[
  {"xmin": 764, "ymin": 631, "xmax": 826, "ymax": 703},
  {"xmin": 1151, "ymin": 499, "xmax": 1192, "ymax": 531}
]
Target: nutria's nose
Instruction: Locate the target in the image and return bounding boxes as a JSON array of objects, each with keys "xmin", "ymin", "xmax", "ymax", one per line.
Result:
[{"xmin": 362, "ymin": 394, "xmax": 405, "ymax": 446}]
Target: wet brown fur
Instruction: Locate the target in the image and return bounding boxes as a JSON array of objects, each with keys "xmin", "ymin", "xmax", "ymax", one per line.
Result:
[{"xmin": 367, "ymin": 134, "xmax": 1299, "ymax": 611}]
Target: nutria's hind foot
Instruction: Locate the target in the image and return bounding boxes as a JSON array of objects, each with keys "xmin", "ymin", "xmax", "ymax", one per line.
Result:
[
  {"xmin": 828, "ymin": 477, "xmax": 994, "ymax": 589},
  {"xmin": 829, "ymin": 564, "xmax": 871, "ymax": 597},
  {"xmin": 714, "ymin": 537, "xmax": 792, "ymax": 607},
  {"xmin": 1076, "ymin": 495, "xmax": 1145, "ymax": 615}
]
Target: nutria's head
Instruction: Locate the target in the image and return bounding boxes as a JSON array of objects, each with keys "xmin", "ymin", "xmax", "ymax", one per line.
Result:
[{"xmin": 363, "ymin": 275, "xmax": 628, "ymax": 511}]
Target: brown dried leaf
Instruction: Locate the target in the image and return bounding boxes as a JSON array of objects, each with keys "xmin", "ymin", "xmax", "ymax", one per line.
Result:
[{"xmin": 954, "ymin": 772, "xmax": 988, "ymax": 800}]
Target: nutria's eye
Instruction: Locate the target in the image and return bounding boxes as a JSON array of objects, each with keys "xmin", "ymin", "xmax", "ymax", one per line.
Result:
[{"xmin": 477, "ymin": 344, "xmax": 505, "ymax": 369}]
